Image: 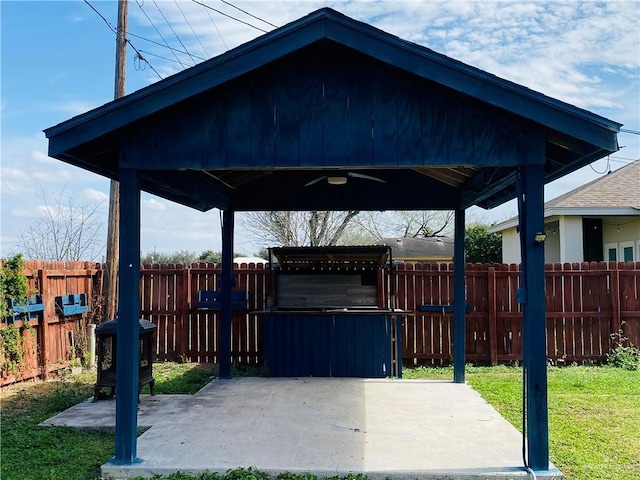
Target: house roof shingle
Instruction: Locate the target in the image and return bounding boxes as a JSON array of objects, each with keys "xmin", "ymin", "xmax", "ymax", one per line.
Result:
[
  {"xmin": 545, "ymin": 159, "xmax": 640, "ymax": 209},
  {"xmin": 489, "ymin": 159, "xmax": 640, "ymax": 233}
]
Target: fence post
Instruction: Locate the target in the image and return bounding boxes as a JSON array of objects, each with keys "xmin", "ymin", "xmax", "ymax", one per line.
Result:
[
  {"xmin": 180, "ymin": 265, "xmax": 190, "ymax": 360},
  {"xmin": 38, "ymin": 269, "xmax": 50, "ymax": 380},
  {"xmin": 610, "ymin": 262, "xmax": 621, "ymax": 344},
  {"xmin": 488, "ymin": 266, "xmax": 498, "ymax": 365}
]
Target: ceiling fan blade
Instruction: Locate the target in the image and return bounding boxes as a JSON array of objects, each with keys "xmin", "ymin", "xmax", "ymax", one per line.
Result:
[
  {"xmin": 348, "ymin": 172, "xmax": 386, "ymax": 183},
  {"xmin": 304, "ymin": 176, "xmax": 327, "ymax": 187}
]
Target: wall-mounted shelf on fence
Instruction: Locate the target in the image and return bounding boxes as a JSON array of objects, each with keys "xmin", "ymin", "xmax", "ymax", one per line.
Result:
[
  {"xmin": 419, "ymin": 304, "xmax": 472, "ymax": 314},
  {"xmin": 196, "ymin": 290, "xmax": 248, "ymax": 310},
  {"xmin": 55, "ymin": 294, "xmax": 88, "ymax": 316},
  {"xmin": 4, "ymin": 295, "xmax": 45, "ymax": 324}
]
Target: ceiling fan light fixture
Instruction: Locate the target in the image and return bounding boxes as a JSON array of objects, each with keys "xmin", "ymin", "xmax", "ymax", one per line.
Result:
[{"xmin": 327, "ymin": 176, "xmax": 348, "ymax": 185}]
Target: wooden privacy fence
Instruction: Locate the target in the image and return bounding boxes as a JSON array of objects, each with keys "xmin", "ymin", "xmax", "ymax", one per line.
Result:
[
  {"xmin": 141, "ymin": 261, "xmax": 639, "ymax": 367},
  {"xmin": 140, "ymin": 263, "xmax": 270, "ymax": 365},
  {"xmin": 395, "ymin": 262, "xmax": 639, "ymax": 365},
  {"xmin": 1, "ymin": 261, "xmax": 102, "ymax": 386},
  {"xmin": 3, "ymin": 261, "xmax": 637, "ymax": 386}
]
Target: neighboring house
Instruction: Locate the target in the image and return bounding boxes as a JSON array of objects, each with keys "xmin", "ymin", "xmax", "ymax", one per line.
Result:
[
  {"xmin": 490, "ymin": 159, "xmax": 640, "ymax": 264},
  {"xmin": 375, "ymin": 236, "xmax": 454, "ymax": 262}
]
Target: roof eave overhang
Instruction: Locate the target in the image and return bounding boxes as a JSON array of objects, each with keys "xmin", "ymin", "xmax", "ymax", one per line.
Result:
[{"xmin": 489, "ymin": 207, "xmax": 640, "ymax": 233}]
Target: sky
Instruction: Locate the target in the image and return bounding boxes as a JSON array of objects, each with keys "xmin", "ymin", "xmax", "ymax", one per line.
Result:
[{"xmin": 1, "ymin": 0, "xmax": 639, "ymax": 261}]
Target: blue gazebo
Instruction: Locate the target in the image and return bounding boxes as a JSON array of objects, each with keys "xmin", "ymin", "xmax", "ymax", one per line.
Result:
[{"xmin": 45, "ymin": 8, "xmax": 620, "ymax": 474}]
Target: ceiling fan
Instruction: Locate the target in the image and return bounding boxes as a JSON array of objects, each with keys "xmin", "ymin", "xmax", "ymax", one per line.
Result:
[{"xmin": 304, "ymin": 172, "xmax": 386, "ymax": 187}]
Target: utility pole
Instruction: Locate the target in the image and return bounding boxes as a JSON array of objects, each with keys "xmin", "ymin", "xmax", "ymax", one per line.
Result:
[{"xmin": 104, "ymin": 0, "xmax": 127, "ymax": 323}]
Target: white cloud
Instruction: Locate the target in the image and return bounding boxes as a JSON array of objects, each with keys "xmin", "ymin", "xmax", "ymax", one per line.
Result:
[
  {"xmin": 10, "ymin": 207, "xmax": 41, "ymax": 219},
  {"xmin": 142, "ymin": 197, "xmax": 167, "ymax": 211},
  {"xmin": 31, "ymin": 150, "xmax": 57, "ymax": 164},
  {"xmin": 83, "ymin": 188, "xmax": 109, "ymax": 203}
]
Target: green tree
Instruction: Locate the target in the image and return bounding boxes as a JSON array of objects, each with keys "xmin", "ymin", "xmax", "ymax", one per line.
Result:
[
  {"xmin": 198, "ymin": 250, "xmax": 221, "ymax": 263},
  {"xmin": 141, "ymin": 249, "xmax": 198, "ymax": 265},
  {"xmin": 0, "ymin": 254, "xmax": 30, "ymax": 318},
  {"xmin": 254, "ymin": 248, "xmax": 269, "ymax": 260},
  {"xmin": 465, "ymin": 223, "xmax": 502, "ymax": 264}
]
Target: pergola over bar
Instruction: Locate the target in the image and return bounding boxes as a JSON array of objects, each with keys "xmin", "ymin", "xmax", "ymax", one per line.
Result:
[{"xmin": 45, "ymin": 7, "xmax": 620, "ymax": 474}]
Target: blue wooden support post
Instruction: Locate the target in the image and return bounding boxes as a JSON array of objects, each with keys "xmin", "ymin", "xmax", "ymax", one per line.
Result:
[
  {"xmin": 218, "ymin": 209, "xmax": 234, "ymax": 379},
  {"xmin": 453, "ymin": 207, "xmax": 466, "ymax": 383},
  {"xmin": 517, "ymin": 164, "xmax": 549, "ymax": 471},
  {"xmin": 114, "ymin": 168, "xmax": 141, "ymax": 464}
]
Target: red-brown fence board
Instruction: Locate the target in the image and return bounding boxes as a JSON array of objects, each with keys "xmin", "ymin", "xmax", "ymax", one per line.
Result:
[
  {"xmin": 1, "ymin": 261, "xmax": 101, "ymax": 386},
  {"xmin": 3, "ymin": 260, "xmax": 639, "ymax": 386}
]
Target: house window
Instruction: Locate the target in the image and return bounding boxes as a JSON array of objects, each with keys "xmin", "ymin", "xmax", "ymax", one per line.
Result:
[
  {"xmin": 621, "ymin": 241, "xmax": 635, "ymax": 262},
  {"xmin": 605, "ymin": 243, "xmax": 618, "ymax": 262}
]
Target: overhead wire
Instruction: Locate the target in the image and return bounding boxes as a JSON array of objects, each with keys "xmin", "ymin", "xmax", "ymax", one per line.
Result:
[
  {"xmin": 83, "ymin": 0, "xmax": 163, "ymax": 80},
  {"xmin": 192, "ymin": 0, "xmax": 269, "ymax": 33},
  {"xmin": 589, "ymin": 155, "xmax": 610, "ymax": 174},
  {"xmin": 205, "ymin": 6, "xmax": 228, "ymax": 50},
  {"xmin": 152, "ymin": 0, "xmax": 198, "ymax": 65},
  {"xmin": 175, "ymin": 0, "xmax": 210, "ymax": 58},
  {"xmin": 139, "ymin": 50, "xmax": 187, "ymax": 66},
  {"xmin": 126, "ymin": 31, "xmax": 207, "ymax": 62},
  {"xmin": 218, "ymin": 0, "xmax": 278, "ymax": 28},
  {"xmin": 136, "ymin": 0, "xmax": 187, "ymax": 68}
]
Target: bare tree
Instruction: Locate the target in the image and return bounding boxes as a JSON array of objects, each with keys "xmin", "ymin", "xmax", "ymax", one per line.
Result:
[
  {"xmin": 240, "ymin": 211, "xmax": 360, "ymax": 247},
  {"xmin": 18, "ymin": 187, "xmax": 105, "ymax": 261},
  {"xmin": 353, "ymin": 211, "xmax": 455, "ymax": 241}
]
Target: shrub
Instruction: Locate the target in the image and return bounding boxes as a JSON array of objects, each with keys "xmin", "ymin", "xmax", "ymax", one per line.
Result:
[{"xmin": 607, "ymin": 328, "xmax": 640, "ymax": 371}]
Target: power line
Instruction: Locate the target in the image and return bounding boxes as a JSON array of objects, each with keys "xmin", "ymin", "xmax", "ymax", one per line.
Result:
[
  {"xmin": 175, "ymin": 0, "xmax": 210, "ymax": 58},
  {"xmin": 84, "ymin": 0, "xmax": 162, "ymax": 80},
  {"xmin": 139, "ymin": 49, "xmax": 185, "ymax": 66},
  {"xmin": 205, "ymin": 5, "xmax": 228, "ymax": 50},
  {"xmin": 126, "ymin": 30, "xmax": 207, "ymax": 61},
  {"xmin": 218, "ymin": 0, "xmax": 278, "ymax": 29},
  {"xmin": 620, "ymin": 128, "xmax": 640, "ymax": 135},
  {"xmin": 152, "ymin": 0, "xmax": 197, "ymax": 65},
  {"xmin": 192, "ymin": 0, "xmax": 269, "ymax": 33},
  {"xmin": 136, "ymin": 0, "xmax": 186, "ymax": 68}
]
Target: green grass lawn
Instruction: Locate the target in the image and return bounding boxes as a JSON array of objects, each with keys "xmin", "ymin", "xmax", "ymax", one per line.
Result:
[
  {"xmin": 1, "ymin": 363, "xmax": 638, "ymax": 480},
  {"xmin": 405, "ymin": 364, "xmax": 640, "ymax": 480}
]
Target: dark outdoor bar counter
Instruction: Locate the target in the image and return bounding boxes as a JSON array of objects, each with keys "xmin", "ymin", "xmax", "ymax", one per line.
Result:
[{"xmin": 257, "ymin": 246, "xmax": 404, "ymax": 378}]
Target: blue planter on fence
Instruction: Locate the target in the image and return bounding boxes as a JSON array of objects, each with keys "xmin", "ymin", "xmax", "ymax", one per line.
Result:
[
  {"xmin": 4, "ymin": 295, "xmax": 45, "ymax": 324},
  {"xmin": 55, "ymin": 293, "xmax": 88, "ymax": 316}
]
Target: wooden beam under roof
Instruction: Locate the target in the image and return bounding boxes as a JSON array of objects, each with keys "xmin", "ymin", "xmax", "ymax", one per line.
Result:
[{"xmin": 412, "ymin": 166, "xmax": 479, "ymax": 187}]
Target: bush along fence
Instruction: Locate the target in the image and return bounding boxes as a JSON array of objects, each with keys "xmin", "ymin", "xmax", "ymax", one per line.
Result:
[
  {"xmin": 0, "ymin": 260, "xmax": 102, "ymax": 386},
  {"xmin": 2, "ymin": 260, "xmax": 638, "ymax": 385}
]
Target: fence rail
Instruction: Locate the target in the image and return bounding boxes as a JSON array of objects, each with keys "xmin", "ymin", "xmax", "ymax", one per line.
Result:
[
  {"xmin": 2, "ymin": 260, "xmax": 638, "ymax": 386},
  {"xmin": 1, "ymin": 261, "xmax": 101, "ymax": 386}
]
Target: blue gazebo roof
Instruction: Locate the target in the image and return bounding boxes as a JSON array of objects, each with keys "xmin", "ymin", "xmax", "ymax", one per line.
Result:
[{"xmin": 45, "ymin": 8, "xmax": 619, "ymax": 213}]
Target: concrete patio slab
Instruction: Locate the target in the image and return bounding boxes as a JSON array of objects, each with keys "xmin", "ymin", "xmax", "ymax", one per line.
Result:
[{"xmin": 40, "ymin": 378, "xmax": 562, "ymax": 480}]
